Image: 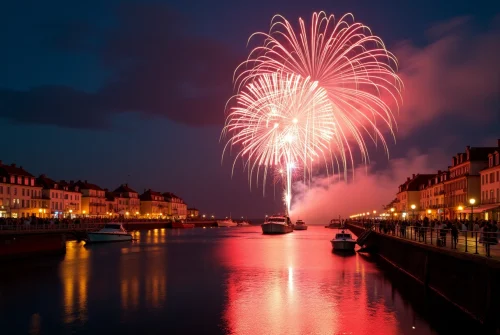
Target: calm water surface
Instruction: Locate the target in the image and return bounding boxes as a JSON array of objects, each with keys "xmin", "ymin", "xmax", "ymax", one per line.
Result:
[{"xmin": 0, "ymin": 226, "xmax": 485, "ymax": 334}]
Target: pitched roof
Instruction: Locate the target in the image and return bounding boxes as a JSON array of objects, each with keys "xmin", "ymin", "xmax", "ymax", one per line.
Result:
[
  {"xmin": 140, "ymin": 189, "xmax": 165, "ymax": 201},
  {"xmin": 0, "ymin": 162, "xmax": 34, "ymax": 178},
  {"xmin": 73, "ymin": 180, "xmax": 103, "ymax": 191},
  {"xmin": 113, "ymin": 183, "xmax": 138, "ymax": 194},
  {"xmin": 163, "ymin": 192, "xmax": 184, "ymax": 202}
]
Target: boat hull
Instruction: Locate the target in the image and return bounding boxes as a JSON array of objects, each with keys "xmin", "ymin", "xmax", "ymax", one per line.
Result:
[
  {"xmin": 217, "ymin": 222, "xmax": 237, "ymax": 227},
  {"xmin": 261, "ymin": 223, "xmax": 293, "ymax": 234},
  {"xmin": 331, "ymin": 240, "xmax": 356, "ymax": 251},
  {"xmin": 294, "ymin": 225, "xmax": 308, "ymax": 230},
  {"xmin": 87, "ymin": 233, "xmax": 132, "ymax": 243}
]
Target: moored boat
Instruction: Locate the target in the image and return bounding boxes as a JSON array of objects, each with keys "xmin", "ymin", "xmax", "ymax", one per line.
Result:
[
  {"xmin": 217, "ymin": 219, "xmax": 237, "ymax": 227},
  {"xmin": 325, "ymin": 219, "xmax": 343, "ymax": 229},
  {"xmin": 294, "ymin": 219, "xmax": 308, "ymax": 230},
  {"xmin": 261, "ymin": 215, "xmax": 294, "ymax": 234},
  {"xmin": 87, "ymin": 223, "xmax": 133, "ymax": 243},
  {"xmin": 237, "ymin": 221, "xmax": 250, "ymax": 226},
  {"xmin": 330, "ymin": 230, "xmax": 356, "ymax": 251}
]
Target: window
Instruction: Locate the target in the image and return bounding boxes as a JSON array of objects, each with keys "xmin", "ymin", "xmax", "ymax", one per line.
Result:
[
  {"xmin": 491, "ymin": 190, "xmax": 495, "ymax": 202},
  {"xmin": 7, "ymin": 187, "xmax": 10, "ymax": 195},
  {"xmin": 486, "ymin": 174, "xmax": 489, "ymax": 184},
  {"xmin": 0, "ymin": 186, "xmax": 2, "ymax": 194},
  {"xmin": 491, "ymin": 172, "xmax": 495, "ymax": 183},
  {"xmin": 13, "ymin": 188, "xmax": 17, "ymax": 196},
  {"xmin": 482, "ymin": 175, "xmax": 485, "ymax": 185}
]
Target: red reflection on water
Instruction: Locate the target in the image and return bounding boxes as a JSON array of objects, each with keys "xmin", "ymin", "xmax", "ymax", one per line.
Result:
[{"xmin": 220, "ymin": 229, "xmax": 399, "ymax": 335}]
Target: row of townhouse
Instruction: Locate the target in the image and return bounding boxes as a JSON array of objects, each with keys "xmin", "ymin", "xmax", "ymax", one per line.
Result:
[
  {"xmin": 384, "ymin": 139, "xmax": 500, "ymax": 221},
  {"xmin": 0, "ymin": 160, "xmax": 188, "ymax": 219}
]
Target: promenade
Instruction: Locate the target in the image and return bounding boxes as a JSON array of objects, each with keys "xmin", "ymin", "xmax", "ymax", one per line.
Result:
[{"xmin": 352, "ymin": 221, "xmax": 500, "ymax": 260}]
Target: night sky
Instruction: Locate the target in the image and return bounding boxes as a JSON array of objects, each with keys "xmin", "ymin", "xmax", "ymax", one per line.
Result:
[{"xmin": 2, "ymin": 0, "xmax": 499, "ymax": 219}]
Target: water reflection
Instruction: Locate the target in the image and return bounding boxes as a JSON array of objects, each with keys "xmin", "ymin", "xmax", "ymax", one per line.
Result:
[
  {"xmin": 220, "ymin": 229, "xmax": 431, "ymax": 335},
  {"xmin": 61, "ymin": 241, "xmax": 89, "ymax": 324}
]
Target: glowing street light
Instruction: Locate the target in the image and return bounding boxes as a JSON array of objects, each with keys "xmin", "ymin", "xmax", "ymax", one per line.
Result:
[
  {"xmin": 410, "ymin": 204, "xmax": 416, "ymax": 220},
  {"xmin": 469, "ymin": 198, "xmax": 476, "ymax": 221}
]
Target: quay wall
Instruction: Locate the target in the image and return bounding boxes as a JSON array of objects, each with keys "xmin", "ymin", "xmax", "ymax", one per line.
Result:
[{"xmin": 347, "ymin": 223, "xmax": 500, "ymax": 330}]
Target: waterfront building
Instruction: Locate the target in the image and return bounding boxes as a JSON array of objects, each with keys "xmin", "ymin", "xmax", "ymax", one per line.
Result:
[
  {"xmin": 395, "ymin": 174, "xmax": 434, "ymax": 220},
  {"xmin": 74, "ymin": 180, "xmax": 106, "ymax": 217},
  {"xmin": 37, "ymin": 175, "xmax": 82, "ymax": 218},
  {"xmin": 479, "ymin": 147, "xmax": 500, "ymax": 221},
  {"xmin": 113, "ymin": 184, "xmax": 140, "ymax": 217},
  {"xmin": 140, "ymin": 189, "xmax": 167, "ymax": 218},
  {"xmin": 444, "ymin": 143, "xmax": 498, "ymax": 220},
  {"xmin": 163, "ymin": 192, "xmax": 187, "ymax": 220},
  {"xmin": 105, "ymin": 191, "xmax": 117, "ymax": 216},
  {"xmin": 187, "ymin": 207, "xmax": 200, "ymax": 219},
  {"xmin": 418, "ymin": 171, "xmax": 448, "ymax": 220},
  {"xmin": 0, "ymin": 161, "xmax": 43, "ymax": 218}
]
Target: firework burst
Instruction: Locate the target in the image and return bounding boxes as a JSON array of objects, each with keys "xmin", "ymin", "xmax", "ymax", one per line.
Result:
[
  {"xmin": 235, "ymin": 11, "xmax": 403, "ymax": 175},
  {"xmin": 223, "ymin": 12, "xmax": 402, "ymax": 214},
  {"xmin": 222, "ymin": 73, "xmax": 337, "ymax": 213}
]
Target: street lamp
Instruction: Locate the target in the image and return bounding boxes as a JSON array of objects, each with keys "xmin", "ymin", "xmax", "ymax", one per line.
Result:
[
  {"xmin": 469, "ymin": 198, "xmax": 476, "ymax": 222},
  {"xmin": 457, "ymin": 206, "xmax": 463, "ymax": 221},
  {"xmin": 411, "ymin": 204, "xmax": 416, "ymax": 220},
  {"xmin": 427, "ymin": 209, "xmax": 431, "ymax": 219}
]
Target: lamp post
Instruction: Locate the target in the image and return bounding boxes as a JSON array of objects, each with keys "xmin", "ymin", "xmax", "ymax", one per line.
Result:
[
  {"xmin": 411, "ymin": 204, "xmax": 416, "ymax": 221},
  {"xmin": 457, "ymin": 206, "xmax": 463, "ymax": 221},
  {"xmin": 469, "ymin": 198, "xmax": 476, "ymax": 223},
  {"xmin": 427, "ymin": 209, "xmax": 431, "ymax": 219}
]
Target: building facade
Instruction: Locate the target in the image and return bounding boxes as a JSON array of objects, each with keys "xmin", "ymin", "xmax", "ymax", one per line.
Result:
[
  {"xmin": 444, "ymin": 144, "xmax": 499, "ymax": 220},
  {"xmin": 140, "ymin": 189, "xmax": 167, "ymax": 218},
  {"xmin": 0, "ymin": 161, "xmax": 43, "ymax": 218},
  {"xmin": 480, "ymin": 149, "xmax": 500, "ymax": 221},
  {"xmin": 419, "ymin": 171, "xmax": 447, "ymax": 220},
  {"xmin": 113, "ymin": 184, "xmax": 140, "ymax": 216},
  {"xmin": 37, "ymin": 175, "xmax": 82, "ymax": 218},
  {"xmin": 75, "ymin": 180, "xmax": 106, "ymax": 217},
  {"xmin": 395, "ymin": 174, "xmax": 434, "ymax": 220},
  {"xmin": 163, "ymin": 192, "xmax": 187, "ymax": 220}
]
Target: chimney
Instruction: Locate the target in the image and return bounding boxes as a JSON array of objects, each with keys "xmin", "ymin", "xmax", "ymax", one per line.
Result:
[
  {"xmin": 412, "ymin": 174, "xmax": 416, "ymax": 179},
  {"xmin": 407, "ymin": 177, "xmax": 410, "ymax": 182}
]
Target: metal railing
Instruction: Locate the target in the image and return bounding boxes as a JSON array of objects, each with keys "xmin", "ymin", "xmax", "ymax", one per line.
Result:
[{"xmin": 353, "ymin": 222, "xmax": 500, "ymax": 259}]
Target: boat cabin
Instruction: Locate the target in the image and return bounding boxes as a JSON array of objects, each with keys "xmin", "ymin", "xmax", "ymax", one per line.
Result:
[{"xmin": 334, "ymin": 233, "xmax": 353, "ymax": 240}]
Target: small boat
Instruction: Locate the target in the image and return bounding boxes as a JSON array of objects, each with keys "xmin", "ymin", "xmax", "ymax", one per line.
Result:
[
  {"xmin": 217, "ymin": 219, "xmax": 237, "ymax": 227},
  {"xmin": 330, "ymin": 230, "xmax": 356, "ymax": 251},
  {"xmin": 237, "ymin": 221, "xmax": 250, "ymax": 226},
  {"xmin": 261, "ymin": 215, "xmax": 294, "ymax": 234},
  {"xmin": 325, "ymin": 219, "xmax": 343, "ymax": 229},
  {"xmin": 87, "ymin": 223, "xmax": 133, "ymax": 243},
  {"xmin": 294, "ymin": 219, "xmax": 308, "ymax": 230}
]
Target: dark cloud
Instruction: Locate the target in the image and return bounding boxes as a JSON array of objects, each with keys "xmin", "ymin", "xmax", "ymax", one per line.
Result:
[
  {"xmin": 0, "ymin": 2, "xmax": 239, "ymax": 128},
  {"xmin": 0, "ymin": 86, "xmax": 111, "ymax": 128}
]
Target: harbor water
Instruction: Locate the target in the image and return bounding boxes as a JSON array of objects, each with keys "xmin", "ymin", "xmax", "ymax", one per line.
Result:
[{"xmin": 0, "ymin": 226, "xmax": 487, "ymax": 334}]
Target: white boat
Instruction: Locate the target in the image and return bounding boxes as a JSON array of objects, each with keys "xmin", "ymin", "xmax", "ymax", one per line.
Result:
[
  {"xmin": 237, "ymin": 221, "xmax": 250, "ymax": 226},
  {"xmin": 325, "ymin": 219, "xmax": 342, "ymax": 229},
  {"xmin": 217, "ymin": 219, "xmax": 237, "ymax": 227},
  {"xmin": 294, "ymin": 219, "xmax": 308, "ymax": 230},
  {"xmin": 330, "ymin": 230, "xmax": 356, "ymax": 251},
  {"xmin": 261, "ymin": 215, "xmax": 294, "ymax": 234},
  {"xmin": 87, "ymin": 223, "xmax": 133, "ymax": 243}
]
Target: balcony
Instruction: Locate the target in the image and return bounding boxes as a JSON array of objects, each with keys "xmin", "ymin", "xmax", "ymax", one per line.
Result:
[{"xmin": 482, "ymin": 198, "xmax": 498, "ymax": 205}]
